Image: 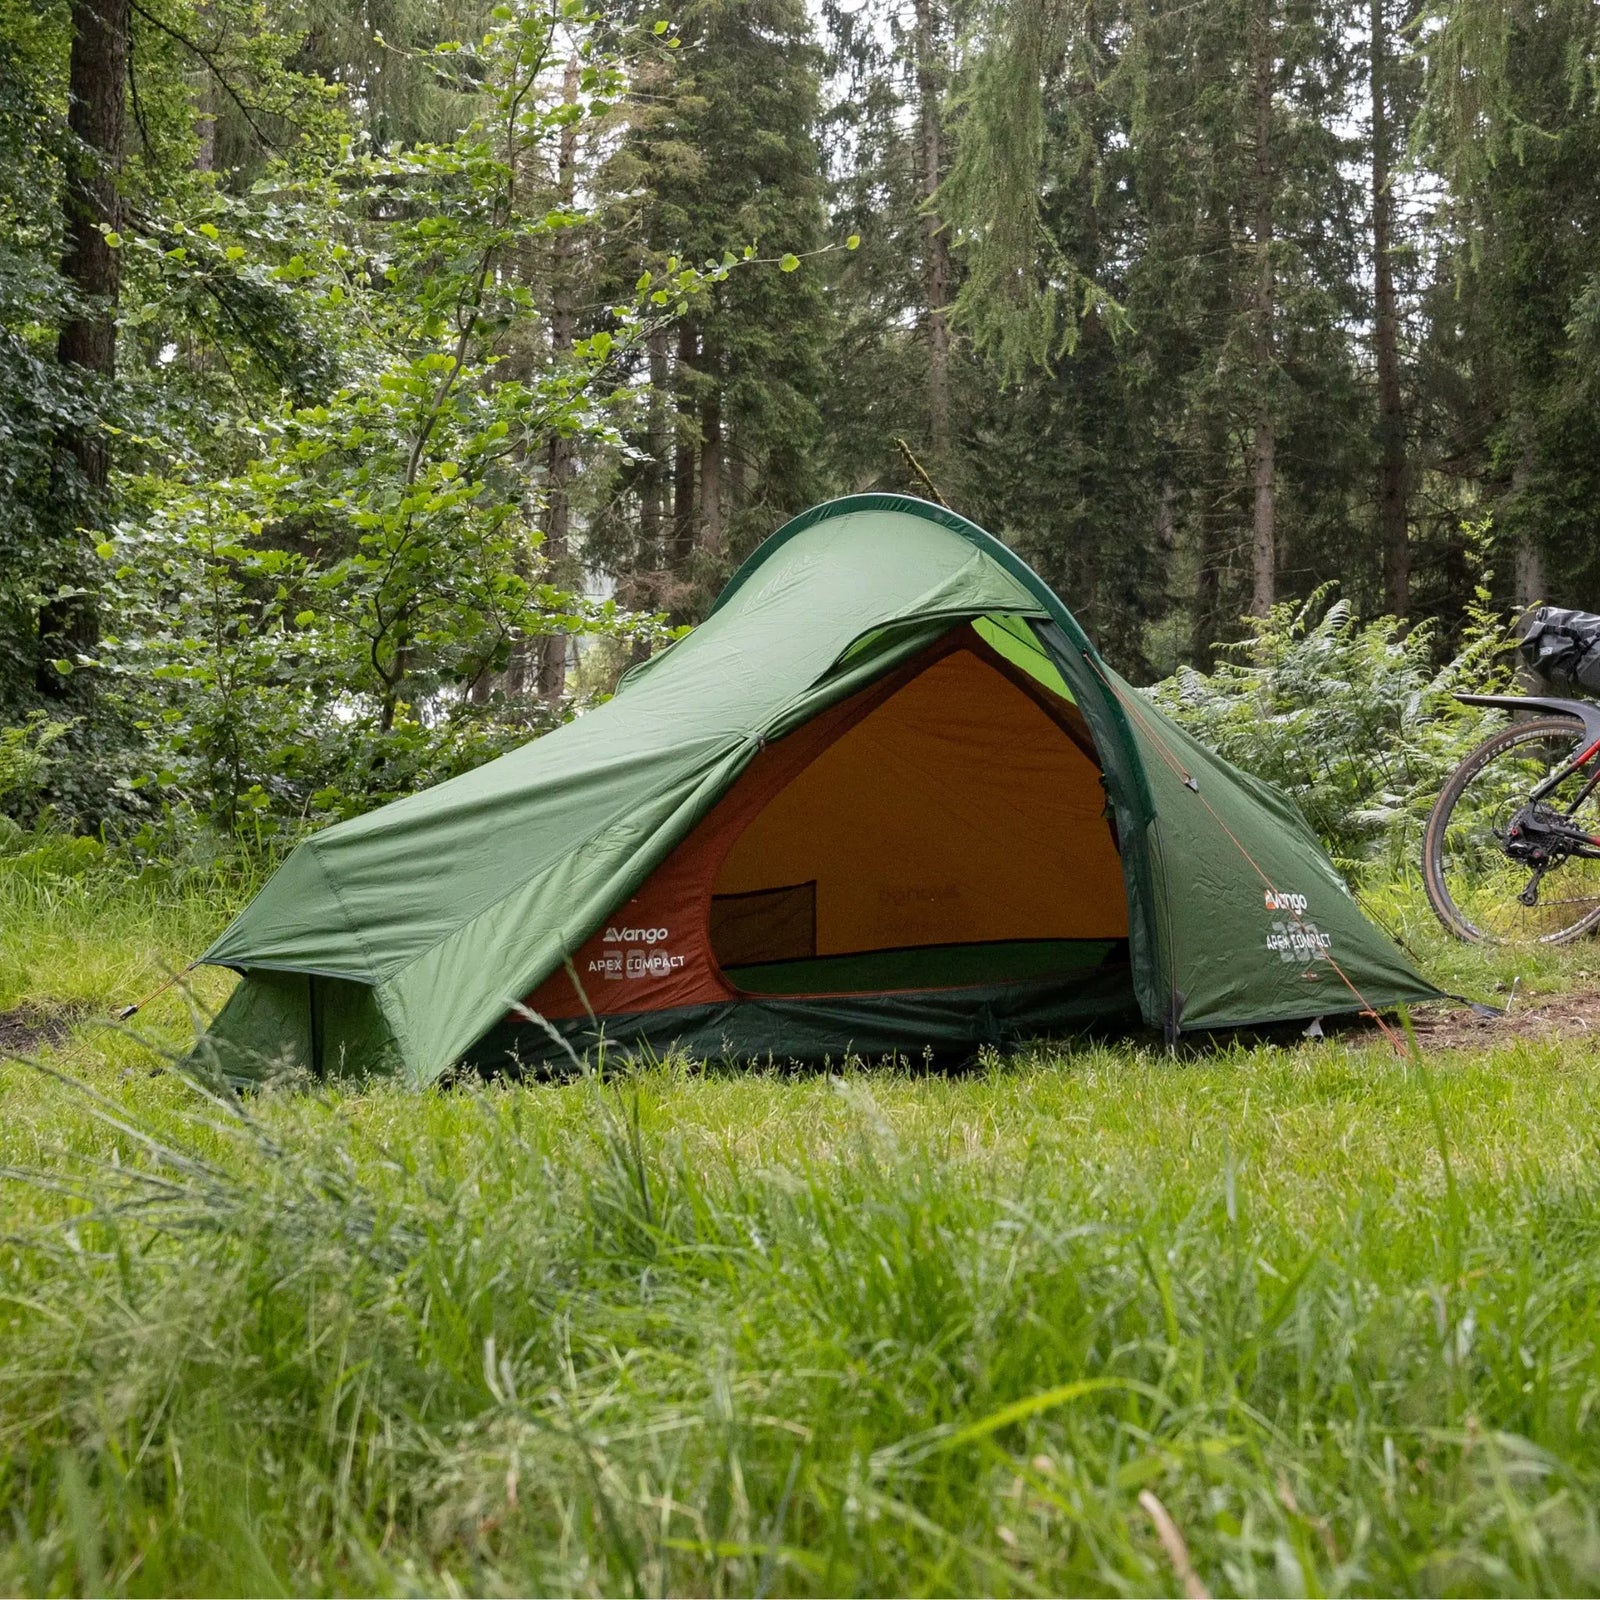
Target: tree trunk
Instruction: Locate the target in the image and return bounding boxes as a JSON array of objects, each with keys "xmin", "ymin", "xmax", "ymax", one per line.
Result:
[
  {"xmin": 913, "ymin": 0, "xmax": 950, "ymax": 461},
  {"xmin": 1192, "ymin": 532, "xmax": 1222, "ymax": 665},
  {"xmin": 1157, "ymin": 478, "xmax": 1177, "ymax": 560},
  {"xmin": 640, "ymin": 327, "xmax": 669, "ymax": 569},
  {"xmin": 671, "ymin": 319, "xmax": 699, "ymax": 574},
  {"xmin": 727, "ymin": 429, "xmax": 745, "ymax": 522},
  {"xmin": 1247, "ymin": 0, "xmax": 1277, "ymax": 619},
  {"xmin": 40, "ymin": 0, "xmax": 129, "ymax": 696},
  {"xmin": 1510, "ymin": 444, "xmax": 1545, "ymax": 608},
  {"xmin": 1191, "ymin": 419, "xmax": 1231, "ymax": 664},
  {"xmin": 536, "ymin": 54, "xmax": 581, "ymax": 703},
  {"xmin": 58, "ymin": 0, "xmax": 127, "ymax": 382},
  {"xmin": 699, "ymin": 342, "xmax": 722, "ymax": 557},
  {"xmin": 379, "ymin": 637, "xmax": 410, "ymax": 732},
  {"xmin": 1514, "ymin": 538, "xmax": 1546, "ymax": 608},
  {"xmin": 195, "ymin": 74, "xmax": 216, "ymax": 171},
  {"xmin": 1371, "ymin": 0, "xmax": 1409, "ymax": 617},
  {"xmin": 537, "ymin": 445, "xmax": 573, "ymax": 699}
]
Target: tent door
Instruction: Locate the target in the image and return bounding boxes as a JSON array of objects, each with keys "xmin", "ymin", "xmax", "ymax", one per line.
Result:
[{"xmin": 709, "ymin": 625, "xmax": 1130, "ymax": 997}]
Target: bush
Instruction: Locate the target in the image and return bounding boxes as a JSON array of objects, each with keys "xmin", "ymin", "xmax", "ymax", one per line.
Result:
[
  {"xmin": 0, "ymin": 712, "xmax": 74, "ymax": 828},
  {"xmin": 1148, "ymin": 586, "xmax": 1513, "ymax": 871}
]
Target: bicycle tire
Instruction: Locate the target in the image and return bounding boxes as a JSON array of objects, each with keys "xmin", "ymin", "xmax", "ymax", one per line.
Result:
[{"xmin": 1424, "ymin": 715, "xmax": 1600, "ymax": 944}]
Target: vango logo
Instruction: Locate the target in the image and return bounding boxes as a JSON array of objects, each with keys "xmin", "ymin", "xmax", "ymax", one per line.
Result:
[
  {"xmin": 1263, "ymin": 889, "xmax": 1308, "ymax": 916},
  {"xmin": 603, "ymin": 925, "xmax": 670, "ymax": 945}
]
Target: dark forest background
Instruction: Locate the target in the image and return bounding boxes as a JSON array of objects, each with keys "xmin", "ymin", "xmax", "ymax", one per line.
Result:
[{"xmin": 2, "ymin": 0, "xmax": 1597, "ymax": 842}]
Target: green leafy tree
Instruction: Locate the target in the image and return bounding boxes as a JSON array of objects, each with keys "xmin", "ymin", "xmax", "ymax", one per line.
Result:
[{"xmin": 90, "ymin": 2, "xmax": 720, "ymax": 833}]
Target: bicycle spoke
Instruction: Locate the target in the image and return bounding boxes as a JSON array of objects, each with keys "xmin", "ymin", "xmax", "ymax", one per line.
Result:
[{"xmin": 1427, "ymin": 718, "xmax": 1600, "ymax": 945}]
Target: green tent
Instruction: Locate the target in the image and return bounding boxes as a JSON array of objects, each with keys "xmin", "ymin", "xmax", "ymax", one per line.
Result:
[{"xmin": 194, "ymin": 494, "xmax": 1440, "ymax": 1085}]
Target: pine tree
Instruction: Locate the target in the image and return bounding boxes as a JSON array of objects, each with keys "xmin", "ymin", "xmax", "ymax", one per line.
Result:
[
  {"xmin": 1417, "ymin": 0, "xmax": 1600, "ymax": 611},
  {"xmin": 1369, "ymin": 0, "xmax": 1411, "ymax": 617},
  {"xmin": 939, "ymin": 0, "xmax": 1368, "ymax": 667},
  {"xmin": 597, "ymin": 0, "xmax": 829, "ymax": 619},
  {"xmin": 815, "ymin": 0, "xmax": 959, "ymax": 497}
]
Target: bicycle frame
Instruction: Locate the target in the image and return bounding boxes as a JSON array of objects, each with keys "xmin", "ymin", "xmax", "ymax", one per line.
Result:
[{"xmin": 1455, "ymin": 691, "xmax": 1600, "ymax": 857}]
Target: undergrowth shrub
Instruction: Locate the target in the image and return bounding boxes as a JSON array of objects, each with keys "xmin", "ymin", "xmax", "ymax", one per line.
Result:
[
  {"xmin": 0, "ymin": 713, "xmax": 75, "ymax": 835},
  {"xmin": 1149, "ymin": 586, "xmax": 1515, "ymax": 873}
]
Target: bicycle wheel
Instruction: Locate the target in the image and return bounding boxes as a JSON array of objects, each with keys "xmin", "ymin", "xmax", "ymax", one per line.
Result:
[{"xmin": 1424, "ymin": 715, "xmax": 1600, "ymax": 944}]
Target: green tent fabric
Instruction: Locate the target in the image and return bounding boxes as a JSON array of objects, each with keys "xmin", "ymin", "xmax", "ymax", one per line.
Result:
[{"xmin": 192, "ymin": 494, "xmax": 1441, "ymax": 1085}]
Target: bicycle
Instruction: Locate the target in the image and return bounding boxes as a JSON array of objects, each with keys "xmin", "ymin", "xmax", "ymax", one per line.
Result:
[{"xmin": 1424, "ymin": 612, "xmax": 1600, "ymax": 943}]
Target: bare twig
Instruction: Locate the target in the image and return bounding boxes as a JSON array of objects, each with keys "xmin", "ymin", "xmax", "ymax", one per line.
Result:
[{"xmin": 894, "ymin": 436, "xmax": 949, "ymax": 508}]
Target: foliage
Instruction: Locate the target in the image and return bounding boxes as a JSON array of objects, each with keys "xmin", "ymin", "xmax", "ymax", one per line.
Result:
[
  {"xmin": 939, "ymin": 0, "xmax": 1128, "ymax": 380},
  {"xmin": 0, "ymin": 714, "xmax": 75, "ymax": 824},
  {"xmin": 1413, "ymin": 0, "xmax": 1600, "ymax": 606},
  {"xmin": 100, "ymin": 64, "xmax": 694, "ymax": 834},
  {"xmin": 0, "ymin": 2, "xmax": 82, "ymax": 697},
  {"xmin": 589, "ymin": 0, "xmax": 831, "ymax": 616},
  {"xmin": 923, "ymin": 0, "xmax": 1383, "ymax": 665},
  {"xmin": 6, "ymin": 1, "xmax": 742, "ymax": 838},
  {"xmin": 4, "ymin": 0, "xmax": 1600, "ymax": 843},
  {"xmin": 1150, "ymin": 582, "xmax": 1515, "ymax": 869}
]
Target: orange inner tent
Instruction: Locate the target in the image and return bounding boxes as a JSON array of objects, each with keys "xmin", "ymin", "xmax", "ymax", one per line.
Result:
[
  {"xmin": 523, "ymin": 626, "xmax": 1129, "ymax": 1019},
  {"xmin": 713, "ymin": 641, "xmax": 1125, "ymax": 956}
]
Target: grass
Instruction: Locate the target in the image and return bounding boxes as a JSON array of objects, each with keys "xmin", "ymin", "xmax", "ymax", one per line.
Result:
[{"xmin": 6, "ymin": 840, "xmax": 1600, "ymax": 1594}]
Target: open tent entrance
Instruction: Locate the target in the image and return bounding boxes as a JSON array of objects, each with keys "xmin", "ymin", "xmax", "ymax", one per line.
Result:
[
  {"xmin": 707, "ymin": 622, "xmax": 1129, "ymax": 996},
  {"xmin": 510, "ymin": 616, "xmax": 1135, "ymax": 1043}
]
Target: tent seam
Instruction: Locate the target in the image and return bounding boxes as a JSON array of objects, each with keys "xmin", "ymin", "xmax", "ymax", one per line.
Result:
[
  {"xmin": 303, "ymin": 836, "xmax": 383, "ymax": 984},
  {"xmin": 297, "ymin": 839, "xmax": 423, "ymax": 1072}
]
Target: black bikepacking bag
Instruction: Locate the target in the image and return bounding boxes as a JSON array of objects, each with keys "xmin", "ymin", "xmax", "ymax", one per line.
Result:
[{"xmin": 1517, "ymin": 606, "xmax": 1600, "ymax": 694}]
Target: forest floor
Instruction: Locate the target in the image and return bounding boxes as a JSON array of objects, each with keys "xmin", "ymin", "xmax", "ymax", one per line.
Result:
[{"xmin": 6, "ymin": 849, "xmax": 1600, "ymax": 1594}]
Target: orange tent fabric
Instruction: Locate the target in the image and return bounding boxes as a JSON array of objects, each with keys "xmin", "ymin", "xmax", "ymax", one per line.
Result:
[{"xmin": 522, "ymin": 627, "xmax": 1125, "ymax": 1022}]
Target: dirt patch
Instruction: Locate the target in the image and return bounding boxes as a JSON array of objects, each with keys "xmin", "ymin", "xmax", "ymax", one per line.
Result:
[
  {"xmin": 1407, "ymin": 985, "xmax": 1600, "ymax": 1053},
  {"xmin": 0, "ymin": 1003, "xmax": 85, "ymax": 1057}
]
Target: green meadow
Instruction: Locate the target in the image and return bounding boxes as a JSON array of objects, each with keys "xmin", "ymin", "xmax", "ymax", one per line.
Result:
[{"xmin": 5, "ymin": 850, "xmax": 1600, "ymax": 1596}]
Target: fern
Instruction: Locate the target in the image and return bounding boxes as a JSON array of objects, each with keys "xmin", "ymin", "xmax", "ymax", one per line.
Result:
[{"xmin": 1148, "ymin": 589, "xmax": 1517, "ymax": 873}]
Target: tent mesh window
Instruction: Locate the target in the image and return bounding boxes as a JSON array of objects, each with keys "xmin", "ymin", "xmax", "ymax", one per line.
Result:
[{"xmin": 709, "ymin": 881, "xmax": 817, "ymax": 966}]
